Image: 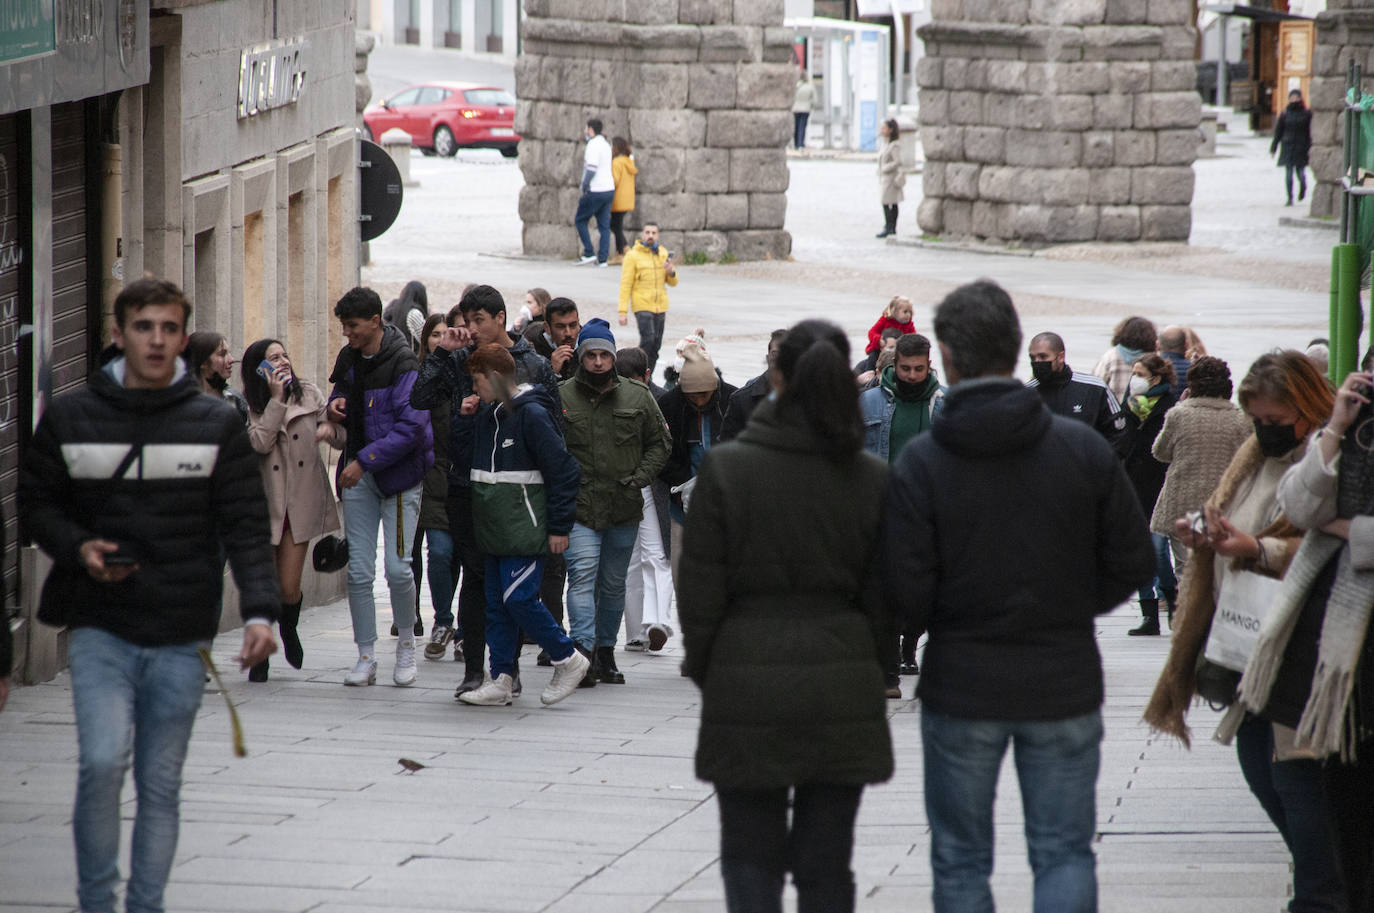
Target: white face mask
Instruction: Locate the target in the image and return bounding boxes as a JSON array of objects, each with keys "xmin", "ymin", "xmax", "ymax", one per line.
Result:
[{"xmin": 1128, "ymin": 376, "xmax": 1152, "ymax": 397}]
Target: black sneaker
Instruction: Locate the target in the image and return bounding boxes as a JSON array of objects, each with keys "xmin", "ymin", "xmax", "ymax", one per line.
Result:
[{"xmin": 454, "ymin": 671, "xmax": 484, "ymax": 700}]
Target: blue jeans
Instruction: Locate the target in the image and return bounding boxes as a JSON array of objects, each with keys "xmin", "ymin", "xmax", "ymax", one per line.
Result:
[
  {"xmin": 793, "ymin": 111, "xmax": 809, "ymax": 149},
  {"xmin": 482, "ymin": 554, "xmax": 576, "ymax": 677},
  {"xmin": 565, "ymin": 521, "xmax": 639, "ymax": 650},
  {"xmin": 922, "ymin": 708, "xmax": 1102, "ymax": 913},
  {"xmin": 341, "ymin": 473, "xmax": 421, "ymax": 646},
  {"xmin": 1235, "ymin": 715, "xmax": 1347, "ymax": 913},
  {"xmin": 1137, "ymin": 532, "xmax": 1178, "ymax": 603},
  {"xmin": 425, "ymin": 527, "xmax": 459, "ymax": 630},
  {"xmin": 574, "ymin": 189, "xmax": 614, "ymax": 262},
  {"xmin": 68, "ymin": 627, "xmax": 209, "ymax": 913}
]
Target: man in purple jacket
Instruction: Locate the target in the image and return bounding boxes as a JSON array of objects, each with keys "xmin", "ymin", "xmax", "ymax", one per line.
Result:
[{"xmin": 327, "ymin": 287, "xmax": 434, "ymax": 688}]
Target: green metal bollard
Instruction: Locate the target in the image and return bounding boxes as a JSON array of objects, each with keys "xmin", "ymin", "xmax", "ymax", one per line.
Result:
[
  {"xmin": 1334, "ymin": 243, "xmax": 1362, "ymax": 382},
  {"xmin": 1331, "ymin": 246, "xmax": 1343, "ymax": 385}
]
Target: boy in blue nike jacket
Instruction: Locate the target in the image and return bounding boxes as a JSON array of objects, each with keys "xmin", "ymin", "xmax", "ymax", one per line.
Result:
[{"xmin": 458, "ymin": 344, "xmax": 589, "ymax": 705}]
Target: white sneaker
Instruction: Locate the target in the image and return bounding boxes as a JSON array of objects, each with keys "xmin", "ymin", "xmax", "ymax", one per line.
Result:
[
  {"xmin": 344, "ymin": 654, "xmax": 377, "ymax": 686},
  {"xmin": 394, "ymin": 638, "xmax": 418, "ymax": 686},
  {"xmin": 459, "ymin": 673, "xmax": 514, "ymax": 705},
  {"xmin": 596, "ymin": 260, "xmax": 609, "ymax": 268},
  {"xmin": 576, "ymin": 255, "xmax": 596, "ymax": 265},
  {"xmin": 542, "ymin": 650, "xmax": 590, "ymax": 706}
]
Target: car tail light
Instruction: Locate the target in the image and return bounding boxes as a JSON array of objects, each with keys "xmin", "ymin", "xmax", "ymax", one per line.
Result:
[{"xmin": 460, "ymin": 109, "xmax": 478, "ymax": 119}]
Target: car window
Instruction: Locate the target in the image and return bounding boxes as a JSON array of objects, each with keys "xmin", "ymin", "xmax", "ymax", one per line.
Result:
[
  {"xmin": 464, "ymin": 89, "xmax": 514, "ymax": 107},
  {"xmin": 388, "ymin": 88, "xmax": 420, "ymax": 107},
  {"xmin": 417, "ymin": 87, "xmax": 447, "ymax": 105}
]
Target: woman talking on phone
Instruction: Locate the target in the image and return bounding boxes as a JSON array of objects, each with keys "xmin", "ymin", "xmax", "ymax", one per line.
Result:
[{"xmin": 240, "ymin": 338, "xmax": 346, "ymax": 682}]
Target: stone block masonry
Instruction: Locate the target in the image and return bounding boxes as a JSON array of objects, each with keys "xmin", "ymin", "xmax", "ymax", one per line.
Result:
[
  {"xmin": 916, "ymin": 2, "xmax": 1199, "ymax": 244},
  {"xmin": 517, "ymin": 2, "xmax": 792, "ymax": 260},
  {"xmin": 1308, "ymin": 5, "xmax": 1374, "ymax": 221}
]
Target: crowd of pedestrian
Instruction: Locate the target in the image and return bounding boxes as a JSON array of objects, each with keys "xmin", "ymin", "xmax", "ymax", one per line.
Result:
[{"xmin": 9, "ymin": 267, "xmax": 1374, "ymax": 913}]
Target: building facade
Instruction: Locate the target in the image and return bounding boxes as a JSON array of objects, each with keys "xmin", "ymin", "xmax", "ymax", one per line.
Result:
[
  {"xmin": 4, "ymin": 0, "xmax": 359, "ymax": 682},
  {"xmin": 358, "ymin": 0, "xmax": 519, "ymax": 61}
]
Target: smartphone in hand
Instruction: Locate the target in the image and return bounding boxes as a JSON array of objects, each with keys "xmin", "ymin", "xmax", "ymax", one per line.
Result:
[{"xmin": 256, "ymin": 359, "xmax": 275, "ymax": 379}]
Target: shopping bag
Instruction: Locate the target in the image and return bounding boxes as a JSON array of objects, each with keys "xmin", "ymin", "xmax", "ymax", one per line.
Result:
[{"xmin": 1202, "ymin": 569, "xmax": 1283, "ymax": 672}]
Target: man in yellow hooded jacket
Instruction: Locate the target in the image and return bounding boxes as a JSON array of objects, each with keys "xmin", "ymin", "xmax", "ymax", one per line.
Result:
[{"xmin": 617, "ymin": 222, "xmax": 678, "ymax": 374}]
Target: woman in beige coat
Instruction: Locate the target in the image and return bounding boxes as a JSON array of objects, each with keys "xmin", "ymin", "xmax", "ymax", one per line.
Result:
[
  {"xmin": 876, "ymin": 118, "xmax": 905, "ymax": 238},
  {"xmin": 241, "ymin": 337, "xmax": 345, "ymax": 681}
]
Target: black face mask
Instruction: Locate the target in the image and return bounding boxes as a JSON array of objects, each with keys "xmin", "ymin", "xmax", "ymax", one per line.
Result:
[
  {"xmin": 895, "ymin": 376, "xmax": 927, "ymax": 399},
  {"xmin": 1030, "ymin": 360, "xmax": 1057, "ymax": 383},
  {"xmin": 1254, "ymin": 419, "xmax": 1300, "ymax": 458}
]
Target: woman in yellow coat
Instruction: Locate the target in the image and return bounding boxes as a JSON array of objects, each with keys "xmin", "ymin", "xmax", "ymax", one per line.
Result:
[{"xmin": 610, "ymin": 136, "xmax": 637, "ymax": 264}]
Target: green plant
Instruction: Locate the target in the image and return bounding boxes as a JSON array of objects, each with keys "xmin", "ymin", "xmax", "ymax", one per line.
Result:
[
  {"xmin": 682, "ymin": 251, "xmax": 710, "ymax": 266},
  {"xmin": 719, "ymin": 251, "xmax": 737, "ymax": 264}
]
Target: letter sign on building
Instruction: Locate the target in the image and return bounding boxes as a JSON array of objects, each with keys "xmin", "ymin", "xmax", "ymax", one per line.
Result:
[{"xmin": 237, "ymin": 36, "xmax": 308, "ymax": 119}]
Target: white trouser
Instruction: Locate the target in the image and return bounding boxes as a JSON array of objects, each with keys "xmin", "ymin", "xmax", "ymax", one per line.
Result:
[{"xmin": 624, "ymin": 487, "xmax": 674, "ymax": 641}]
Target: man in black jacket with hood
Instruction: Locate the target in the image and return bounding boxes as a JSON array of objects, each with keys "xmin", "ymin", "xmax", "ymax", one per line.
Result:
[
  {"xmin": 883, "ymin": 279, "xmax": 1153, "ymax": 913},
  {"xmin": 20, "ymin": 278, "xmax": 279, "ymax": 913}
]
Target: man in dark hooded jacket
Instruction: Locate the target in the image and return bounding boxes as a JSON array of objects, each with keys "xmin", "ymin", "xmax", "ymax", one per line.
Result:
[{"xmin": 883, "ymin": 279, "xmax": 1153, "ymax": 913}]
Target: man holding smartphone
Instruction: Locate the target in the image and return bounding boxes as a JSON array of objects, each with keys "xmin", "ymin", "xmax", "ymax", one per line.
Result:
[
  {"xmin": 617, "ymin": 222, "xmax": 678, "ymax": 376},
  {"xmin": 19, "ymin": 277, "xmax": 280, "ymax": 913}
]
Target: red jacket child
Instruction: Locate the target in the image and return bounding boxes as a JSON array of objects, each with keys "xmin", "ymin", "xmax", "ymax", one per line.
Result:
[{"xmin": 866, "ymin": 296, "xmax": 916, "ymax": 354}]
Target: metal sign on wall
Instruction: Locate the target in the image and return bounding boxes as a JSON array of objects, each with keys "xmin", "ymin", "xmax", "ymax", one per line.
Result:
[
  {"xmin": 0, "ymin": 0, "xmax": 56, "ymax": 64},
  {"xmin": 237, "ymin": 36, "xmax": 308, "ymax": 119},
  {"xmin": 0, "ymin": 0, "xmax": 149, "ymax": 116}
]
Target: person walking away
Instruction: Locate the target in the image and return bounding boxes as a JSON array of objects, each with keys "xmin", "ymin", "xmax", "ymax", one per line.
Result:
[
  {"xmin": 721, "ymin": 329, "xmax": 787, "ymax": 442},
  {"xmin": 859, "ymin": 332, "xmax": 945, "ymax": 687},
  {"xmin": 523, "ymin": 296, "xmax": 582, "ymax": 382},
  {"xmin": 1027, "ymin": 331, "xmax": 1126, "ymax": 448},
  {"xmin": 326, "ymin": 286, "xmax": 434, "ymax": 688},
  {"xmin": 1148, "ymin": 356, "xmax": 1251, "ymax": 605},
  {"xmin": 885, "ymin": 279, "xmax": 1154, "ymax": 913},
  {"xmin": 614, "ymin": 346, "xmax": 675, "ymax": 653},
  {"xmin": 1095, "ymin": 315, "xmax": 1157, "ymax": 402},
  {"xmin": 185, "ymin": 330, "xmax": 249, "ymax": 423},
  {"xmin": 241, "ymin": 337, "xmax": 345, "ymax": 680},
  {"xmin": 383, "ymin": 279, "xmax": 429, "ymax": 352},
  {"xmin": 457, "ymin": 343, "xmax": 590, "ymax": 706},
  {"xmin": 1120, "ymin": 354, "xmax": 1180, "ymax": 636},
  {"xmin": 19, "ymin": 277, "xmax": 280, "ymax": 913},
  {"xmin": 793, "ymin": 72, "xmax": 816, "ymax": 150},
  {"xmin": 561, "ymin": 318, "xmax": 671, "ymax": 685},
  {"xmin": 618, "ymin": 221, "xmax": 678, "ymax": 374},
  {"xmin": 876, "ymin": 118, "xmax": 905, "ymax": 238},
  {"xmin": 1157, "ymin": 325, "xmax": 1192, "ymax": 396},
  {"xmin": 1272, "ymin": 89, "xmax": 1313, "ymax": 206},
  {"xmin": 410, "ymin": 284, "xmax": 562, "ymax": 696},
  {"xmin": 574, "ymin": 117, "xmax": 615, "ymax": 266},
  {"xmin": 680, "ymin": 319, "xmax": 893, "ymax": 913},
  {"xmin": 610, "ymin": 137, "xmax": 637, "ymax": 264},
  {"xmin": 1145, "ymin": 351, "xmax": 1341, "ymax": 913},
  {"xmin": 415, "ymin": 314, "xmax": 463, "ymax": 660}
]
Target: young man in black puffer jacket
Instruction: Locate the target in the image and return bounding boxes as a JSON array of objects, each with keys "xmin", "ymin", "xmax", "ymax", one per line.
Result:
[{"xmin": 20, "ymin": 277, "xmax": 279, "ymax": 913}]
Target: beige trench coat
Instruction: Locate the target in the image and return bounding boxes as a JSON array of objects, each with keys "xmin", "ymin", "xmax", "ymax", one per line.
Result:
[
  {"xmin": 878, "ymin": 140, "xmax": 904, "ymax": 205},
  {"xmin": 247, "ymin": 379, "xmax": 345, "ymax": 546}
]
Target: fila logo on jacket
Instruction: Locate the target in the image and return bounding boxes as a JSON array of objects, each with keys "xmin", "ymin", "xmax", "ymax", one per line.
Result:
[{"xmin": 60, "ymin": 443, "xmax": 219, "ymax": 479}]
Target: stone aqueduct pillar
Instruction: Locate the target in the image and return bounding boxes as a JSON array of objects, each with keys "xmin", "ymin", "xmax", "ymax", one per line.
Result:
[
  {"xmin": 515, "ymin": 0, "xmax": 794, "ymax": 261},
  {"xmin": 916, "ymin": 1, "xmax": 1201, "ymax": 244},
  {"xmin": 1309, "ymin": 3, "xmax": 1374, "ymax": 220}
]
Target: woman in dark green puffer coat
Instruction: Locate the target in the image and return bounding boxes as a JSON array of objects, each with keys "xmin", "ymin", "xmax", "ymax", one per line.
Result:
[{"xmin": 679, "ymin": 319, "xmax": 894, "ymax": 913}]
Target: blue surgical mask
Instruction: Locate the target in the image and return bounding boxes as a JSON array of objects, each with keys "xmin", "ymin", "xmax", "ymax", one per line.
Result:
[{"xmin": 647, "ymin": 241, "xmax": 658, "ymax": 253}]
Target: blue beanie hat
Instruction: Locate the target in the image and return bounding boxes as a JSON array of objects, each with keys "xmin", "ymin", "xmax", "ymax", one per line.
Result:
[{"xmin": 576, "ymin": 317, "xmax": 616, "ymax": 357}]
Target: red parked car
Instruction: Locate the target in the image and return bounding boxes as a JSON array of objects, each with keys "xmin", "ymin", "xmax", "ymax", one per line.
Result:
[{"xmin": 363, "ymin": 82, "xmax": 520, "ymax": 158}]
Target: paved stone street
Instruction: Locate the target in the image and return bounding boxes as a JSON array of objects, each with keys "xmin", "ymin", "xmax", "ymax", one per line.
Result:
[{"xmin": 0, "ymin": 50, "xmax": 1335, "ymax": 913}]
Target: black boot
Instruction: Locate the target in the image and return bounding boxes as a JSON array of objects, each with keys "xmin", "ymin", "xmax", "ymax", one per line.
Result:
[
  {"xmin": 1161, "ymin": 589, "xmax": 1177, "ymax": 631},
  {"xmin": 1129, "ymin": 598, "xmax": 1161, "ymax": 636},
  {"xmin": 899, "ymin": 634, "xmax": 919, "ymax": 675},
  {"xmin": 280, "ymin": 598, "xmax": 304, "ymax": 669},
  {"xmin": 576, "ymin": 643, "xmax": 598, "ymax": 688},
  {"xmin": 248, "ymin": 658, "xmax": 269, "ymax": 682},
  {"xmin": 595, "ymin": 646, "xmax": 625, "ymax": 684}
]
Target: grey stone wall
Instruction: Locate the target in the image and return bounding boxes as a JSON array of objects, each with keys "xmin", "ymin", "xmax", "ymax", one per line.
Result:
[
  {"xmin": 916, "ymin": 1, "xmax": 1200, "ymax": 244},
  {"xmin": 1309, "ymin": 4, "xmax": 1374, "ymax": 220},
  {"xmin": 516, "ymin": 0, "xmax": 793, "ymax": 260}
]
